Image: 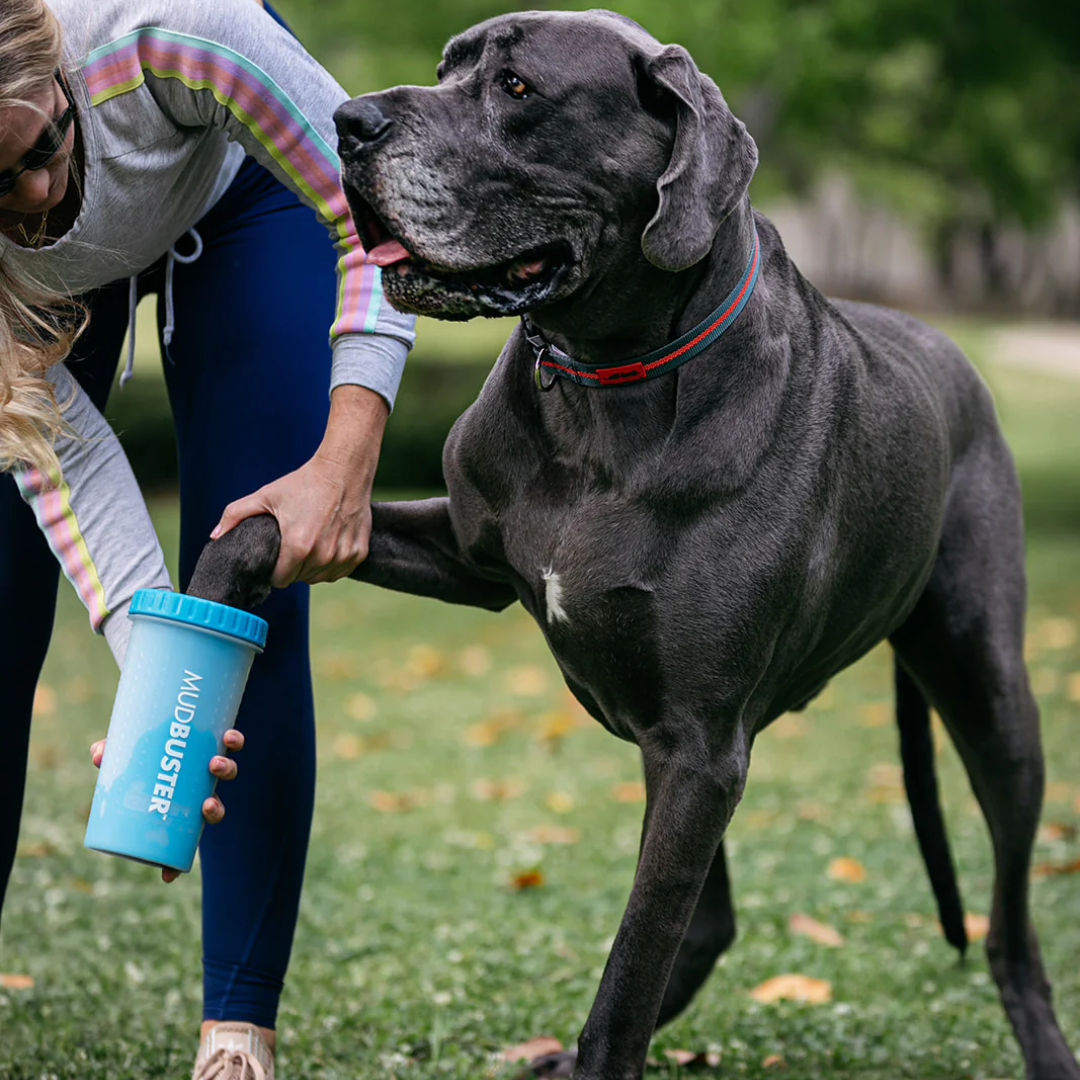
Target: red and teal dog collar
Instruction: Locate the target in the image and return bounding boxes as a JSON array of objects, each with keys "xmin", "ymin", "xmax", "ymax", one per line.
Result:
[{"xmin": 524, "ymin": 223, "xmax": 760, "ymax": 390}]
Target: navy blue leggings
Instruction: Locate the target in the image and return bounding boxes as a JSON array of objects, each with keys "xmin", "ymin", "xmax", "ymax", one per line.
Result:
[{"xmin": 0, "ymin": 151, "xmax": 333, "ymax": 1028}]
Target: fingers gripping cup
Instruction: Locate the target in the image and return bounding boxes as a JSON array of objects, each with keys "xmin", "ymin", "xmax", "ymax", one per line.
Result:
[{"xmin": 84, "ymin": 589, "xmax": 268, "ymax": 873}]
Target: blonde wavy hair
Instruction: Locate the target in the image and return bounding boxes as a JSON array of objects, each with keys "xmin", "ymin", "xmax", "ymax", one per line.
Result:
[{"xmin": 0, "ymin": 0, "xmax": 86, "ymax": 481}]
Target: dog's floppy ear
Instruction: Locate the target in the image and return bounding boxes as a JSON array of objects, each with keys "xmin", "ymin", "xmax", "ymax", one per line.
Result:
[{"xmin": 640, "ymin": 46, "xmax": 758, "ymax": 272}]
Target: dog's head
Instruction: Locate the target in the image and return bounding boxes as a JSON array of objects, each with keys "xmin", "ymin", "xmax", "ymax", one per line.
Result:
[{"xmin": 335, "ymin": 10, "xmax": 757, "ymax": 320}]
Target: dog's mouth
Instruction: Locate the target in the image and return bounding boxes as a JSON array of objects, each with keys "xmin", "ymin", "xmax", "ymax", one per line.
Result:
[{"xmin": 349, "ymin": 191, "xmax": 573, "ymax": 317}]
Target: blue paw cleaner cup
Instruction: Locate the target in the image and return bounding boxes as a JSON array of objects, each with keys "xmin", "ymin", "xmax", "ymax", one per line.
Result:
[{"xmin": 84, "ymin": 589, "xmax": 268, "ymax": 873}]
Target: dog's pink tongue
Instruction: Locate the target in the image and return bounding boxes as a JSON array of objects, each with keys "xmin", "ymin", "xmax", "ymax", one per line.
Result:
[{"xmin": 367, "ymin": 239, "xmax": 411, "ymax": 267}]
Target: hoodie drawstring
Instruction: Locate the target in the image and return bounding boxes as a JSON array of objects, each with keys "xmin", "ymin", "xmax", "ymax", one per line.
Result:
[{"xmin": 120, "ymin": 228, "xmax": 205, "ymax": 388}]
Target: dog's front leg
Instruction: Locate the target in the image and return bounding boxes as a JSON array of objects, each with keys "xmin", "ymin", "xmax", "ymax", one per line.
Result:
[
  {"xmin": 574, "ymin": 731, "xmax": 749, "ymax": 1080},
  {"xmin": 186, "ymin": 500, "xmax": 516, "ymax": 613},
  {"xmin": 351, "ymin": 497, "xmax": 518, "ymax": 611}
]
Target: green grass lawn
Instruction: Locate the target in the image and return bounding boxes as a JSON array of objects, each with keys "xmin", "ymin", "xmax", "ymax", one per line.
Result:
[{"xmin": 2, "ymin": 328, "xmax": 1080, "ymax": 1080}]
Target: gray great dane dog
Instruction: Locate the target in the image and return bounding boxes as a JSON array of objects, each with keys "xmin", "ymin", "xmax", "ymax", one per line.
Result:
[{"xmin": 189, "ymin": 10, "xmax": 1079, "ymax": 1080}]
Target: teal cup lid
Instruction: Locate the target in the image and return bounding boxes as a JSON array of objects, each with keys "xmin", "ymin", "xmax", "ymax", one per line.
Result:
[{"xmin": 127, "ymin": 588, "xmax": 268, "ymax": 650}]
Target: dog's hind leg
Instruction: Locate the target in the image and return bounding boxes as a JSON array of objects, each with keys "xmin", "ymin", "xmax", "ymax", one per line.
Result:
[
  {"xmin": 895, "ymin": 656, "xmax": 967, "ymax": 955},
  {"xmin": 891, "ymin": 453, "xmax": 1079, "ymax": 1080},
  {"xmin": 655, "ymin": 838, "xmax": 736, "ymax": 1026}
]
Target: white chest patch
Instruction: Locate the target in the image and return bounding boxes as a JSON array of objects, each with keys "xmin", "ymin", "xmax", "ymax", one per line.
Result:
[{"xmin": 542, "ymin": 568, "xmax": 570, "ymax": 625}]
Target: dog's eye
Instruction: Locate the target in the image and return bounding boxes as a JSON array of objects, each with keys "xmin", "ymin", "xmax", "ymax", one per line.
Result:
[{"xmin": 499, "ymin": 69, "xmax": 531, "ymax": 99}]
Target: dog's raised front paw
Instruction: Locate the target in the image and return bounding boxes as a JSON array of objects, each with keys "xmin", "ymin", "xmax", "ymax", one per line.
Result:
[{"xmin": 186, "ymin": 513, "xmax": 281, "ymax": 611}]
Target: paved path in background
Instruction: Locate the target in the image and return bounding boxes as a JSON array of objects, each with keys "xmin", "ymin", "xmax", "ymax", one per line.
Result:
[{"xmin": 987, "ymin": 322, "xmax": 1080, "ymax": 380}]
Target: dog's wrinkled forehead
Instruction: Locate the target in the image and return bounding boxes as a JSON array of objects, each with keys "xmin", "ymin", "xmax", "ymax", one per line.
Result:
[{"xmin": 439, "ymin": 9, "xmax": 668, "ymax": 85}]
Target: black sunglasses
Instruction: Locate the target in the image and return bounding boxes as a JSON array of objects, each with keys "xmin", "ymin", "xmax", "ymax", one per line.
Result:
[{"xmin": 0, "ymin": 71, "xmax": 74, "ymax": 198}]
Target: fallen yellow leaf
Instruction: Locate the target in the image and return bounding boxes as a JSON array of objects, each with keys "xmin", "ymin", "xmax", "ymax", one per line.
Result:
[
  {"xmin": 505, "ymin": 665, "xmax": 548, "ymax": 696},
  {"xmin": 15, "ymin": 841, "xmax": 54, "ymax": 859},
  {"xmin": 546, "ymin": 791, "xmax": 574, "ymax": 814},
  {"xmin": 763, "ymin": 1054, "xmax": 786, "ymax": 1069},
  {"xmin": 1067, "ymin": 672, "xmax": 1080, "ymax": 702},
  {"xmin": 1040, "ymin": 616, "xmax": 1077, "ymax": 650},
  {"xmin": 502, "ymin": 1035, "xmax": 562, "ymax": 1062},
  {"xmin": 364, "ymin": 732, "xmax": 402, "ymax": 753},
  {"xmin": 29, "ymin": 745, "xmax": 59, "ymax": 769},
  {"xmin": 536, "ymin": 709, "xmax": 578, "ymax": 744},
  {"xmin": 865, "ymin": 784, "xmax": 905, "ymax": 805},
  {"xmin": 321, "ymin": 655, "xmax": 359, "ymax": 682},
  {"xmin": 611, "ymin": 781, "xmax": 647, "ymax": 803},
  {"xmin": 32, "ymin": 684, "xmax": 56, "ymax": 716},
  {"xmin": 470, "ymin": 777, "xmax": 526, "ymax": 802},
  {"xmin": 407, "ymin": 644, "xmax": 447, "ymax": 678},
  {"xmin": 527, "ymin": 825, "xmax": 580, "ymax": 845},
  {"xmin": 464, "ymin": 708, "xmax": 522, "ymax": 747},
  {"xmin": 964, "ymin": 913, "xmax": 990, "ymax": 941},
  {"xmin": 464, "ymin": 722, "xmax": 500, "ymax": 747},
  {"xmin": 798, "ymin": 801, "xmax": 829, "ymax": 822},
  {"xmin": 867, "ymin": 763, "xmax": 903, "ymax": 786},
  {"xmin": 459, "ymin": 645, "xmax": 492, "ymax": 676},
  {"xmin": 859, "ymin": 702, "xmax": 890, "ymax": 728},
  {"xmin": 332, "ymin": 734, "xmax": 363, "ymax": 760},
  {"xmin": 772, "ymin": 714, "xmax": 808, "ymax": 738},
  {"xmin": 63, "ymin": 676, "xmax": 93, "ymax": 704},
  {"xmin": 345, "ymin": 692, "xmax": 376, "ymax": 722},
  {"xmin": 379, "ymin": 670, "xmax": 420, "ymax": 692},
  {"xmin": 0, "ymin": 974, "xmax": 33, "ymax": 989},
  {"xmin": 788, "ymin": 913, "xmax": 845, "ymax": 947},
  {"xmin": 1046, "ymin": 781, "xmax": 1073, "ymax": 803},
  {"xmin": 749, "ymin": 974, "xmax": 832, "ymax": 1004},
  {"xmin": 828, "ymin": 857, "xmax": 866, "ymax": 883},
  {"xmin": 368, "ymin": 790, "xmax": 415, "ymax": 813}
]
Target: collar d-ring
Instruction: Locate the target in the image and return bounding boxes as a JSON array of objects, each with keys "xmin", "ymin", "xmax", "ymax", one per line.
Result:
[{"xmin": 534, "ymin": 346, "xmax": 558, "ymax": 391}]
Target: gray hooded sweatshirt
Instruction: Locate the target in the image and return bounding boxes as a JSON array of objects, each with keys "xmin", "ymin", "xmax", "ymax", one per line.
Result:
[{"xmin": 4, "ymin": 0, "xmax": 416, "ymax": 662}]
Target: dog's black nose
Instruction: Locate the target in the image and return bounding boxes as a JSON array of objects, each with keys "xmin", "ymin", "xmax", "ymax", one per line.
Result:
[{"xmin": 334, "ymin": 98, "xmax": 395, "ymax": 148}]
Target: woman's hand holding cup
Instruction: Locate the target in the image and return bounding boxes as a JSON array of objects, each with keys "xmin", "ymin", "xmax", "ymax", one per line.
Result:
[{"xmin": 88, "ymin": 729, "xmax": 245, "ymax": 883}]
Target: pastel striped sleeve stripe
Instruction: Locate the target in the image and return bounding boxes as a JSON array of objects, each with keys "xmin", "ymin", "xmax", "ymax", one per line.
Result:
[
  {"xmin": 15, "ymin": 467, "xmax": 110, "ymax": 629},
  {"xmin": 81, "ymin": 27, "xmax": 381, "ymax": 340}
]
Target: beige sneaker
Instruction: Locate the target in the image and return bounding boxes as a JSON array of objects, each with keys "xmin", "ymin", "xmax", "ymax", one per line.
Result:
[{"xmin": 191, "ymin": 1022, "xmax": 275, "ymax": 1080}]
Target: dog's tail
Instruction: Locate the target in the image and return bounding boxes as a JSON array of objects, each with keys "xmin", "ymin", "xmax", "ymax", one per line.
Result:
[{"xmin": 895, "ymin": 656, "xmax": 968, "ymax": 956}]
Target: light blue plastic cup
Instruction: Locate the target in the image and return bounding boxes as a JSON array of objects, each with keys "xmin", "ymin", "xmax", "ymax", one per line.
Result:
[{"xmin": 83, "ymin": 589, "xmax": 268, "ymax": 873}]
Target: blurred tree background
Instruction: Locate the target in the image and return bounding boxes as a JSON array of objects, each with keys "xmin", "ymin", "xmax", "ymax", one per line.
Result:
[
  {"xmin": 111, "ymin": 0, "xmax": 1080, "ymax": 489},
  {"xmin": 276, "ymin": 0, "xmax": 1080, "ymax": 313}
]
